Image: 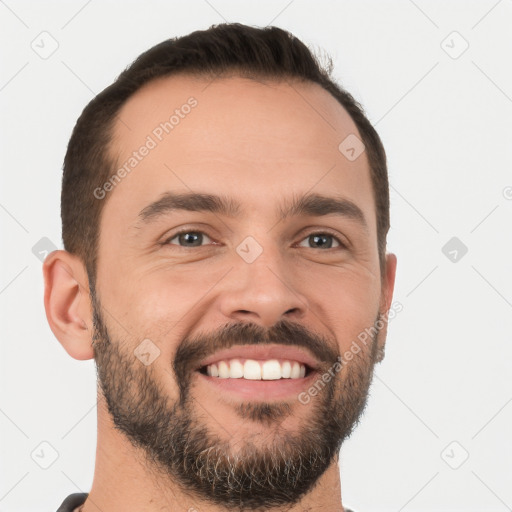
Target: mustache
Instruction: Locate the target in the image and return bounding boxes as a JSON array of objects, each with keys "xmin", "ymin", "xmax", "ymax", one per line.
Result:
[{"xmin": 173, "ymin": 319, "xmax": 340, "ymax": 385}]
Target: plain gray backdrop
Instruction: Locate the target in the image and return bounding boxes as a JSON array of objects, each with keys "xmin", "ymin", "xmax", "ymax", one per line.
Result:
[{"xmin": 1, "ymin": 1, "xmax": 511, "ymax": 511}]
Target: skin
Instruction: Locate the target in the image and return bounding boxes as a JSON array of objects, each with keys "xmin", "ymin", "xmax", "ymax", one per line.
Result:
[{"xmin": 43, "ymin": 75, "xmax": 397, "ymax": 512}]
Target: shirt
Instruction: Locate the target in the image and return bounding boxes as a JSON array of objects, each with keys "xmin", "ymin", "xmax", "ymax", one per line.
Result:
[
  {"xmin": 56, "ymin": 493, "xmax": 87, "ymax": 512},
  {"xmin": 56, "ymin": 492, "xmax": 355, "ymax": 511}
]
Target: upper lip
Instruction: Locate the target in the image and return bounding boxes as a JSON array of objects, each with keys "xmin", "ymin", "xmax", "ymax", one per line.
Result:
[{"xmin": 197, "ymin": 344, "xmax": 321, "ymax": 371}]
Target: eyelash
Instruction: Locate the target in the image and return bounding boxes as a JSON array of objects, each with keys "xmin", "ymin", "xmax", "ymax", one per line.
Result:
[{"xmin": 163, "ymin": 228, "xmax": 347, "ymax": 250}]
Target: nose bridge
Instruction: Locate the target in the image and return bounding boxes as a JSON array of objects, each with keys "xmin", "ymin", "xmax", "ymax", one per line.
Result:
[{"xmin": 218, "ymin": 235, "xmax": 308, "ymax": 326}]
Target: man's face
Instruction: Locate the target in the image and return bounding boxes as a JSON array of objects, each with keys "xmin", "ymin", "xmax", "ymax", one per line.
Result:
[{"xmin": 91, "ymin": 75, "xmax": 391, "ymax": 508}]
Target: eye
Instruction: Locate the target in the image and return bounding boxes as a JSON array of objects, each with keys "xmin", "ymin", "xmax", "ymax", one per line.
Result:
[
  {"xmin": 297, "ymin": 232, "xmax": 345, "ymax": 250},
  {"xmin": 165, "ymin": 230, "xmax": 214, "ymax": 248},
  {"xmin": 162, "ymin": 230, "xmax": 346, "ymax": 250}
]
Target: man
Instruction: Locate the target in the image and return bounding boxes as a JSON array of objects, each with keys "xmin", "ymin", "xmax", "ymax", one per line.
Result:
[{"xmin": 44, "ymin": 23, "xmax": 397, "ymax": 512}]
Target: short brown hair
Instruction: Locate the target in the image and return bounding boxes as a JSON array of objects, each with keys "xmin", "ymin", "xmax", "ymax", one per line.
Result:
[{"xmin": 62, "ymin": 23, "xmax": 389, "ymax": 291}]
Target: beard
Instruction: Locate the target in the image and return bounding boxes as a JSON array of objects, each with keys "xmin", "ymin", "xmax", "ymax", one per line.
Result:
[{"xmin": 90, "ymin": 287, "xmax": 381, "ymax": 511}]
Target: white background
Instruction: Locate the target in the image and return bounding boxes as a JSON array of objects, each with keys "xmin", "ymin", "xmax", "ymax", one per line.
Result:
[{"xmin": 1, "ymin": 1, "xmax": 511, "ymax": 511}]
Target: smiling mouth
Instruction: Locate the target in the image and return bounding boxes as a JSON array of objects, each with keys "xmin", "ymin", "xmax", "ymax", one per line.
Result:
[{"xmin": 197, "ymin": 358, "xmax": 313, "ymax": 380}]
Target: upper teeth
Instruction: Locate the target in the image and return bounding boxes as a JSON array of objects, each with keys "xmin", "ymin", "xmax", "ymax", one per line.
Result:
[{"xmin": 205, "ymin": 359, "xmax": 307, "ymax": 380}]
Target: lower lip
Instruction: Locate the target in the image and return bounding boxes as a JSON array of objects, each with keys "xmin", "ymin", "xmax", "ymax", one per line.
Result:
[{"xmin": 196, "ymin": 370, "xmax": 319, "ymax": 400}]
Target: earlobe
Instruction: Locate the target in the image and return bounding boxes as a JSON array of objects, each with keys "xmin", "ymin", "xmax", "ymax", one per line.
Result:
[
  {"xmin": 42, "ymin": 250, "xmax": 94, "ymax": 360},
  {"xmin": 383, "ymin": 253, "xmax": 397, "ymax": 311},
  {"xmin": 376, "ymin": 253, "xmax": 398, "ymax": 362}
]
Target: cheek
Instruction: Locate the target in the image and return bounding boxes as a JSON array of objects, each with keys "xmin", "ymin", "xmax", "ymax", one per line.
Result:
[
  {"xmin": 304, "ymin": 264, "xmax": 381, "ymax": 351},
  {"xmin": 105, "ymin": 262, "xmax": 225, "ymax": 341}
]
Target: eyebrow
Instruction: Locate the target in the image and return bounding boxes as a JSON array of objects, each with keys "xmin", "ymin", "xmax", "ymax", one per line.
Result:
[{"xmin": 135, "ymin": 191, "xmax": 368, "ymax": 231}]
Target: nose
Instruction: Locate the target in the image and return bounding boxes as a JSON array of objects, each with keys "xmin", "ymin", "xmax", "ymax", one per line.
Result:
[{"xmin": 218, "ymin": 245, "xmax": 308, "ymax": 328}]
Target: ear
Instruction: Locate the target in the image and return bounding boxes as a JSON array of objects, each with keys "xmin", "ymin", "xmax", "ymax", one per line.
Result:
[
  {"xmin": 42, "ymin": 250, "xmax": 94, "ymax": 360},
  {"xmin": 376, "ymin": 252, "xmax": 397, "ymax": 362}
]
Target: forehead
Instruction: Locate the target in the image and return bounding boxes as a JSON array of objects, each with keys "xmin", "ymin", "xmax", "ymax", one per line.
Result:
[
  {"xmin": 112, "ymin": 74, "xmax": 360, "ymax": 158},
  {"xmin": 103, "ymin": 74, "xmax": 375, "ymax": 231}
]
